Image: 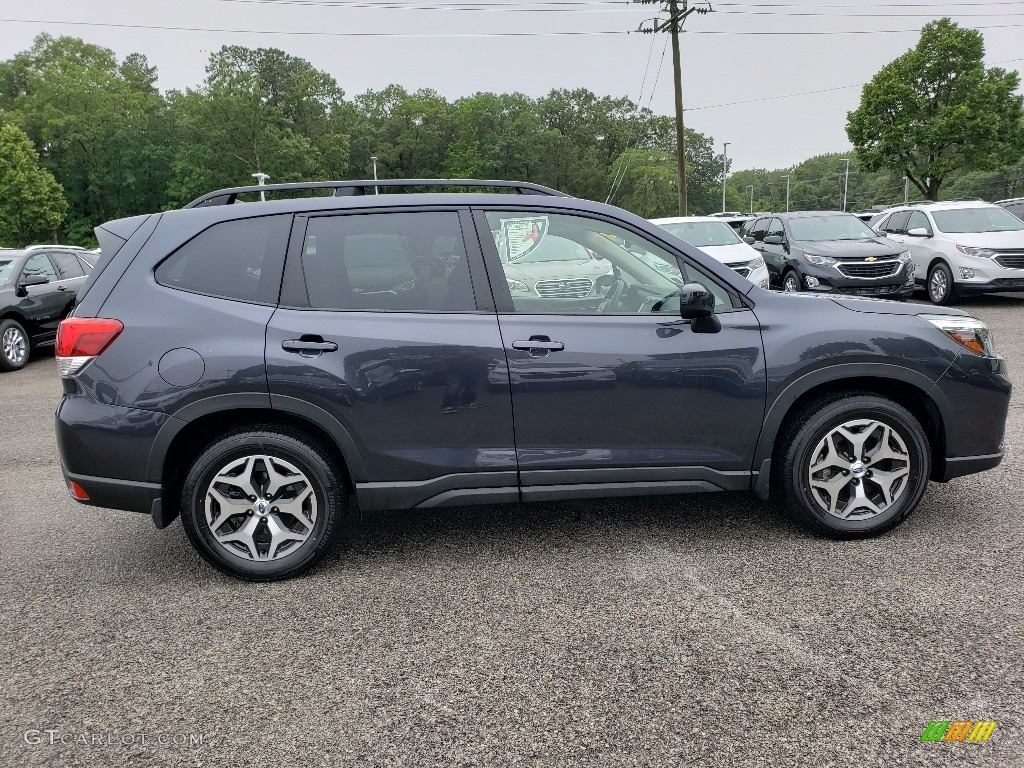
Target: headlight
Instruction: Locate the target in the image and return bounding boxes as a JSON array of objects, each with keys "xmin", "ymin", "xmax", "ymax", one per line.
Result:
[
  {"xmin": 956, "ymin": 245, "xmax": 997, "ymax": 259},
  {"xmin": 922, "ymin": 314, "xmax": 996, "ymax": 356},
  {"xmin": 803, "ymin": 253, "xmax": 838, "ymax": 266},
  {"xmin": 506, "ymin": 278, "xmax": 530, "ymax": 293},
  {"xmin": 897, "ymin": 251, "xmax": 912, "ymax": 262},
  {"xmin": 746, "ymin": 256, "xmax": 765, "ymax": 270}
]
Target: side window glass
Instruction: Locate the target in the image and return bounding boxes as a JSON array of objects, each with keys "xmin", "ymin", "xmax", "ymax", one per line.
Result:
[
  {"xmin": 155, "ymin": 215, "xmax": 290, "ymax": 303},
  {"xmin": 766, "ymin": 218, "xmax": 785, "ymax": 239},
  {"xmin": 483, "ymin": 211, "xmax": 735, "ymax": 316},
  {"xmin": 302, "ymin": 212, "xmax": 475, "ymax": 312},
  {"xmin": 50, "ymin": 251, "xmax": 85, "ymax": 279},
  {"xmin": 907, "ymin": 211, "xmax": 929, "ymax": 233},
  {"xmin": 885, "ymin": 211, "xmax": 910, "ymax": 234},
  {"xmin": 22, "ymin": 253, "xmax": 59, "ymax": 282},
  {"xmin": 746, "ymin": 218, "xmax": 767, "ymax": 242}
]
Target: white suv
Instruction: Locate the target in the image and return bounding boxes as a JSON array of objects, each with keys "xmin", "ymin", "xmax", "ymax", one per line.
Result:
[
  {"xmin": 872, "ymin": 201, "xmax": 1024, "ymax": 305},
  {"xmin": 649, "ymin": 216, "xmax": 771, "ymax": 289}
]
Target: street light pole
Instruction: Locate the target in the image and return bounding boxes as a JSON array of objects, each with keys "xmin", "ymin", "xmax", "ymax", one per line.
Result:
[
  {"xmin": 903, "ymin": 175, "xmax": 909, "ymax": 204},
  {"xmin": 782, "ymin": 174, "xmax": 791, "ymax": 213},
  {"xmin": 251, "ymin": 172, "xmax": 269, "ymax": 202},
  {"xmin": 840, "ymin": 157, "xmax": 850, "ymax": 211},
  {"xmin": 746, "ymin": 185, "xmax": 754, "ymax": 214},
  {"xmin": 370, "ymin": 156, "xmax": 379, "ymax": 195},
  {"xmin": 721, "ymin": 141, "xmax": 730, "ymax": 213}
]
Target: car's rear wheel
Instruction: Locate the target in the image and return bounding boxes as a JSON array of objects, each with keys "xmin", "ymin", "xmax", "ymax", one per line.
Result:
[
  {"xmin": 0, "ymin": 319, "xmax": 29, "ymax": 372},
  {"xmin": 782, "ymin": 270, "xmax": 802, "ymax": 293},
  {"xmin": 777, "ymin": 393, "xmax": 930, "ymax": 538},
  {"xmin": 927, "ymin": 262, "xmax": 957, "ymax": 305},
  {"xmin": 180, "ymin": 427, "xmax": 346, "ymax": 581}
]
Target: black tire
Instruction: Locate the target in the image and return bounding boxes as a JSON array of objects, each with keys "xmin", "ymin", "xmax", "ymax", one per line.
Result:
[
  {"xmin": 776, "ymin": 393, "xmax": 930, "ymax": 539},
  {"xmin": 0, "ymin": 318, "xmax": 30, "ymax": 372},
  {"xmin": 180, "ymin": 427, "xmax": 347, "ymax": 581},
  {"xmin": 927, "ymin": 262, "xmax": 957, "ymax": 305},
  {"xmin": 782, "ymin": 270, "xmax": 802, "ymax": 293}
]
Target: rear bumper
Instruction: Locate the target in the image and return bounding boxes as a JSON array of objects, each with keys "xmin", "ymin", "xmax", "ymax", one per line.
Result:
[{"xmin": 60, "ymin": 468, "xmax": 160, "ymax": 515}]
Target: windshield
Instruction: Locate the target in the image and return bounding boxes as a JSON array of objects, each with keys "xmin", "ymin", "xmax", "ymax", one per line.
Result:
[
  {"xmin": 789, "ymin": 215, "xmax": 878, "ymax": 241},
  {"xmin": 507, "ymin": 235, "xmax": 591, "ymax": 264},
  {"xmin": 0, "ymin": 257, "xmax": 17, "ymax": 284},
  {"xmin": 932, "ymin": 207, "xmax": 1024, "ymax": 234},
  {"xmin": 657, "ymin": 221, "xmax": 742, "ymax": 247}
]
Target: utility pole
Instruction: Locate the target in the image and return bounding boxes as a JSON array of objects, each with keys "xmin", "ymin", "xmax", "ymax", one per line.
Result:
[
  {"xmin": 370, "ymin": 156, "xmax": 379, "ymax": 195},
  {"xmin": 721, "ymin": 141, "xmax": 730, "ymax": 213},
  {"xmin": 782, "ymin": 174, "xmax": 791, "ymax": 212},
  {"xmin": 636, "ymin": 1, "xmax": 713, "ymax": 216},
  {"xmin": 746, "ymin": 185, "xmax": 754, "ymax": 214},
  {"xmin": 839, "ymin": 157, "xmax": 850, "ymax": 211}
]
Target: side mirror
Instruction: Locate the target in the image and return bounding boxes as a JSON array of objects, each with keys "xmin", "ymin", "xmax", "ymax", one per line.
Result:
[
  {"xmin": 21, "ymin": 274, "xmax": 49, "ymax": 287},
  {"xmin": 906, "ymin": 228, "xmax": 931, "ymax": 237},
  {"xmin": 763, "ymin": 235, "xmax": 785, "ymax": 245},
  {"xmin": 742, "ymin": 236, "xmax": 755, "ymax": 245},
  {"xmin": 677, "ymin": 278, "xmax": 722, "ymax": 332}
]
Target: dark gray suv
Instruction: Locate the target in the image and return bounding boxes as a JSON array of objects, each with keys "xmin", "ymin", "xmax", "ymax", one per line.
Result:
[
  {"xmin": 55, "ymin": 180, "xmax": 1010, "ymax": 580},
  {"xmin": 744, "ymin": 211, "xmax": 915, "ymax": 298}
]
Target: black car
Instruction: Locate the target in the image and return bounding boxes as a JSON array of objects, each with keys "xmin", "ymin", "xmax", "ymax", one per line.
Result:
[
  {"xmin": 55, "ymin": 180, "xmax": 1009, "ymax": 581},
  {"xmin": 0, "ymin": 245, "xmax": 94, "ymax": 371},
  {"xmin": 743, "ymin": 211, "xmax": 916, "ymax": 298}
]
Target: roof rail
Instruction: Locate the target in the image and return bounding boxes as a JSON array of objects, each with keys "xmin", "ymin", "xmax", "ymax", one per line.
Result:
[
  {"xmin": 23, "ymin": 243, "xmax": 86, "ymax": 251},
  {"xmin": 184, "ymin": 179, "xmax": 569, "ymax": 209}
]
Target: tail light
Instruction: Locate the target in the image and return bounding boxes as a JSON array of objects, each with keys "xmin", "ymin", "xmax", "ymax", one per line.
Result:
[{"xmin": 56, "ymin": 318, "xmax": 123, "ymax": 377}]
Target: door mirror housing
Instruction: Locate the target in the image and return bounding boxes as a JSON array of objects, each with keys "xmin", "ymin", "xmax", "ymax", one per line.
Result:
[
  {"xmin": 906, "ymin": 227, "xmax": 931, "ymax": 237},
  {"xmin": 678, "ymin": 282, "xmax": 715, "ymax": 319},
  {"xmin": 742, "ymin": 236, "xmax": 755, "ymax": 245},
  {"xmin": 763, "ymin": 235, "xmax": 784, "ymax": 245},
  {"xmin": 20, "ymin": 274, "xmax": 49, "ymax": 287}
]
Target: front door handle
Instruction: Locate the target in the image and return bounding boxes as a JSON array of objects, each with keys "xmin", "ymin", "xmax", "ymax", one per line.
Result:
[
  {"xmin": 282, "ymin": 337, "xmax": 339, "ymax": 356},
  {"xmin": 512, "ymin": 337, "xmax": 565, "ymax": 355},
  {"xmin": 57, "ymin": 285, "xmax": 69, "ymax": 292}
]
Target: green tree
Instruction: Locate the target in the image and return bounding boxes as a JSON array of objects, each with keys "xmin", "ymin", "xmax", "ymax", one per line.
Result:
[
  {"xmin": 0, "ymin": 34, "xmax": 171, "ymax": 242},
  {"xmin": 0, "ymin": 123, "xmax": 68, "ymax": 246},
  {"xmin": 846, "ymin": 18, "xmax": 1024, "ymax": 201}
]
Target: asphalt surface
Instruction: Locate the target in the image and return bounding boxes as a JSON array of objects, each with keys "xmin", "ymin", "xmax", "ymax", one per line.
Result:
[{"xmin": 2, "ymin": 295, "xmax": 1022, "ymax": 767}]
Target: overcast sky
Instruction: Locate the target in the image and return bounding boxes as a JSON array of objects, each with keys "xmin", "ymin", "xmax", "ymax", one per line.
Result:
[{"xmin": 2, "ymin": 0, "xmax": 1022, "ymax": 173}]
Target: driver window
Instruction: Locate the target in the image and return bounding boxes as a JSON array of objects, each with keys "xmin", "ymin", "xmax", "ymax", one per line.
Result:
[{"xmin": 484, "ymin": 211, "xmax": 733, "ymax": 316}]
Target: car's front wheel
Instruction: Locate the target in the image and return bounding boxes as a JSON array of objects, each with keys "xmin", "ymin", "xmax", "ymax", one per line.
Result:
[
  {"xmin": 782, "ymin": 270, "xmax": 802, "ymax": 293},
  {"xmin": 927, "ymin": 262, "xmax": 957, "ymax": 305},
  {"xmin": 777, "ymin": 393, "xmax": 930, "ymax": 538},
  {"xmin": 0, "ymin": 318, "xmax": 29, "ymax": 372},
  {"xmin": 180, "ymin": 427, "xmax": 347, "ymax": 581}
]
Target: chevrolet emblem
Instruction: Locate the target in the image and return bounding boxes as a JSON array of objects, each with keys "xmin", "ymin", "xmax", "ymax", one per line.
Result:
[{"xmin": 865, "ymin": 256, "xmax": 878, "ymax": 262}]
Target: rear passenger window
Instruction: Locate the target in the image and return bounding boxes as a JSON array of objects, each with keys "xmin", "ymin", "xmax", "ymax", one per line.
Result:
[
  {"xmin": 884, "ymin": 211, "xmax": 910, "ymax": 234},
  {"xmin": 50, "ymin": 251, "xmax": 85, "ymax": 279},
  {"xmin": 155, "ymin": 215, "xmax": 290, "ymax": 303},
  {"xmin": 301, "ymin": 212, "xmax": 476, "ymax": 312}
]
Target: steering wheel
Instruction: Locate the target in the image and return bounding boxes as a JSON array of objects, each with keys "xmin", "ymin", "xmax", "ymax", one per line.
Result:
[{"xmin": 597, "ymin": 277, "xmax": 628, "ymax": 313}]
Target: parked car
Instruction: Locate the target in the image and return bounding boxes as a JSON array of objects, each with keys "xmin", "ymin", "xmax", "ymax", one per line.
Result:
[
  {"xmin": 995, "ymin": 197, "xmax": 1024, "ymax": 223},
  {"xmin": 742, "ymin": 211, "xmax": 915, "ymax": 298},
  {"xmin": 498, "ymin": 233, "xmax": 614, "ymax": 302},
  {"xmin": 649, "ymin": 216, "xmax": 770, "ymax": 289},
  {"xmin": 0, "ymin": 245, "xmax": 94, "ymax": 371},
  {"xmin": 872, "ymin": 200, "xmax": 1024, "ymax": 304},
  {"xmin": 55, "ymin": 179, "xmax": 1009, "ymax": 580}
]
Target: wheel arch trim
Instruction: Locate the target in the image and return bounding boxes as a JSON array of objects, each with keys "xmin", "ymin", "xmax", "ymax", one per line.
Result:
[{"xmin": 753, "ymin": 362, "xmax": 954, "ymax": 472}]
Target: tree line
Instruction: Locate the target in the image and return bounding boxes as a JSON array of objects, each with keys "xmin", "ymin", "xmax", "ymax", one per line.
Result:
[{"xmin": 0, "ymin": 22, "xmax": 1022, "ymax": 247}]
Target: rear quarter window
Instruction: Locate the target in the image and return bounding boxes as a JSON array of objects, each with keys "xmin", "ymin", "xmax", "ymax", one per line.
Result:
[{"xmin": 155, "ymin": 215, "xmax": 291, "ymax": 304}]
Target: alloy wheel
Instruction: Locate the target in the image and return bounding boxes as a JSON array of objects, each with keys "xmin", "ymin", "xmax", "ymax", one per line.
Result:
[
  {"xmin": 783, "ymin": 273, "xmax": 801, "ymax": 292},
  {"xmin": 2, "ymin": 326, "xmax": 27, "ymax": 366},
  {"xmin": 806, "ymin": 418, "xmax": 910, "ymax": 520},
  {"xmin": 204, "ymin": 454, "xmax": 318, "ymax": 561},
  {"xmin": 929, "ymin": 269, "xmax": 948, "ymax": 303}
]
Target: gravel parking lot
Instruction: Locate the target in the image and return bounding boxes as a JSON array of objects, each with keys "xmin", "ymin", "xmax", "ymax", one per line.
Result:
[{"xmin": 2, "ymin": 296, "xmax": 1022, "ymax": 767}]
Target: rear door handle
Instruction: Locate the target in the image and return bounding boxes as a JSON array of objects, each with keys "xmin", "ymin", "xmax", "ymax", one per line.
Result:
[
  {"xmin": 282, "ymin": 338, "xmax": 339, "ymax": 355},
  {"xmin": 57, "ymin": 285, "xmax": 69, "ymax": 291}
]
